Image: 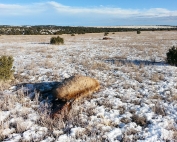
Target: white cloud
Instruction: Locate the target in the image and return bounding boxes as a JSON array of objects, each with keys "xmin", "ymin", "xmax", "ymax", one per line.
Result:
[
  {"xmin": 0, "ymin": 1, "xmax": 177, "ymax": 25},
  {"xmin": 46, "ymin": 1, "xmax": 177, "ymax": 18},
  {"xmin": 47, "ymin": 1, "xmax": 136, "ymax": 16},
  {"xmin": 0, "ymin": 3, "xmax": 46, "ymax": 16},
  {"xmin": 144, "ymin": 8, "xmax": 177, "ymax": 18}
]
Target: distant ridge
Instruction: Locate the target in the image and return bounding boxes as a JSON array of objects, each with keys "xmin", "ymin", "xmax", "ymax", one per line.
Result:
[{"xmin": 94, "ymin": 25, "xmax": 177, "ymax": 29}]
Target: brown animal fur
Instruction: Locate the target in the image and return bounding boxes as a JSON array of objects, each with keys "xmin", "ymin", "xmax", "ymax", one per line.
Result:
[{"xmin": 52, "ymin": 75, "xmax": 100, "ymax": 101}]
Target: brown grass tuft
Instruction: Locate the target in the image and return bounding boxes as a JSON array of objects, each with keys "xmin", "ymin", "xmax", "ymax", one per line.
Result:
[
  {"xmin": 152, "ymin": 101, "xmax": 166, "ymax": 116},
  {"xmin": 131, "ymin": 114, "xmax": 147, "ymax": 127},
  {"xmin": 173, "ymin": 131, "xmax": 177, "ymax": 140},
  {"xmin": 0, "ymin": 81, "xmax": 11, "ymax": 91}
]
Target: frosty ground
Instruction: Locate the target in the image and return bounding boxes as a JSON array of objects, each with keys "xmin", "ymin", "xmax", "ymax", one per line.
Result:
[{"xmin": 0, "ymin": 31, "xmax": 177, "ymax": 141}]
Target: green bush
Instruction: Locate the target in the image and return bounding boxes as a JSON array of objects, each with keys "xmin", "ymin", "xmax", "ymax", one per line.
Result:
[
  {"xmin": 50, "ymin": 36, "xmax": 64, "ymax": 45},
  {"xmin": 166, "ymin": 46, "xmax": 177, "ymax": 66},
  {"xmin": 137, "ymin": 30, "xmax": 141, "ymax": 34},
  {"xmin": 0, "ymin": 56, "xmax": 14, "ymax": 81}
]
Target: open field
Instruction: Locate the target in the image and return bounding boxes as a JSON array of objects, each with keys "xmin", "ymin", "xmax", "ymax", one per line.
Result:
[{"xmin": 1, "ymin": 31, "xmax": 177, "ymax": 141}]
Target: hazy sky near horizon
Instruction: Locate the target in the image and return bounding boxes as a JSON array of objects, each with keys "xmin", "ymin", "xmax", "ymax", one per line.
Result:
[{"xmin": 0, "ymin": 0, "xmax": 177, "ymax": 26}]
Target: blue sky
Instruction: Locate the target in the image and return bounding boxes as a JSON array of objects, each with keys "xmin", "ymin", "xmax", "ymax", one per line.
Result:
[{"xmin": 0, "ymin": 0, "xmax": 177, "ymax": 26}]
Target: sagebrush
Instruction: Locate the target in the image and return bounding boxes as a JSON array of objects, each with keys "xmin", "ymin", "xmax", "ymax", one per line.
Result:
[
  {"xmin": 50, "ymin": 36, "xmax": 64, "ymax": 45},
  {"xmin": 166, "ymin": 46, "xmax": 177, "ymax": 66}
]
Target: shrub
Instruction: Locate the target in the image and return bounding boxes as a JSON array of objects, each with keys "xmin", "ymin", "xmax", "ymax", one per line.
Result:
[
  {"xmin": 166, "ymin": 46, "xmax": 177, "ymax": 66},
  {"xmin": 50, "ymin": 36, "xmax": 64, "ymax": 45},
  {"xmin": 137, "ymin": 30, "xmax": 141, "ymax": 34},
  {"xmin": 0, "ymin": 56, "xmax": 14, "ymax": 81},
  {"xmin": 54, "ymin": 31, "xmax": 62, "ymax": 35},
  {"xmin": 104, "ymin": 32, "xmax": 109, "ymax": 36},
  {"xmin": 103, "ymin": 37, "xmax": 111, "ymax": 40}
]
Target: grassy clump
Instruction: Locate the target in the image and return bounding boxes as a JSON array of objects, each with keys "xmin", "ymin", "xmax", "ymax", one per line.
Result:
[
  {"xmin": 0, "ymin": 56, "xmax": 14, "ymax": 81},
  {"xmin": 50, "ymin": 36, "xmax": 64, "ymax": 45},
  {"xmin": 166, "ymin": 46, "xmax": 177, "ymax": 66}
]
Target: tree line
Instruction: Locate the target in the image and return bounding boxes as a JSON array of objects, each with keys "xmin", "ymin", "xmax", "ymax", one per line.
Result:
[{"xmin": 0, "ymin": 25, "xmax": 177, "ymax": 35}]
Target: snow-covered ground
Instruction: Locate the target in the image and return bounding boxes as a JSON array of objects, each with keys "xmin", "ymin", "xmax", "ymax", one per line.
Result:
[{"xmin": 0, "ymin": 31, "xmax": 177, "ymax": 141}]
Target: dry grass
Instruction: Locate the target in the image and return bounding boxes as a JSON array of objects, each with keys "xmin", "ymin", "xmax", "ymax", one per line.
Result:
[
  {"xmin": 173, "ymin": 131, "xmax": 177, "ymax": 140},
  {"xmin": 134, "ymin": 73, "xmax": 143, "ymax": 83},
  {"xmin": 46, "ymin": 54, "xmax": 53, "ymax": 58},
  {"xmin": 152, "ymin": 101, "xmax": 166, "ymax": 116},
  {"xmin": 0, "ymin": 81, "xmax": 11, "ymax": 91},
  {"xmin": 149, "ymin": 94, "xmax": 163, "ymax": 100},
  {"xmin": 91, "ymin": 61, "xmax": 110, "ymax": 70},
  {"xmin": 131, "ymin": 114, "xmax": 147, "ymax": 127},
  {"xmin": 79, "ymin": 60, "xmax": 110, "ymax": 71},
  {"xmin": 37, "ymin": 112, "xmax": 65, "ymax": 132},
  {"xmin": 118, "ymin": 106, "xmax": 126, "ymax": 115},
  {"xmin": 0, "ymin": 31, "xmax": 177, "ymax": 141},
  {"xmin": 0, "ymin": 92, "xmax": 33, "ymax": 140},
  {"xmin": 15, "ymin": 118, "xmax": 28, "ymax": 133},
  {"xmin": 120, "ymin": 117, "xmax": 131, "ymax": 124},
  {"xmin": 122, "ymin": 128, "xmax": 138, "ymax": 142},
  {"xmin": 44, "ymin": 59, "xmax": 54, "ymax": 68},
  {"xmin": 36, "ymin": 48, "xmax": 48, "ymax": 53},
  {"xmin": 151, "ymin": 73, "xmax": 160, "ymax": 82},
  {"xmin": 168, "ymin": 94, "xmax": 177, "ymax": 102}
]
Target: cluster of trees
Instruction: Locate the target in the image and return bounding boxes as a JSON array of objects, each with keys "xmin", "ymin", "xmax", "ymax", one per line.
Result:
[
  {"xmin": 0, "ymin": 25, "xmax": 177, "ymax": 35},
  {"xmin": 0, "ymin": 26, "xmax": 50, "ymax": 35},
  {"xmin": 166, "ymin": 46, "xmax": 177, "ymax": 66}
]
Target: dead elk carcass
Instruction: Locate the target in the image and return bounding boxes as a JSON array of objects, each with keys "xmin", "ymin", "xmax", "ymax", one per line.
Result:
[{"xmin": 51, "ymin": 75, "xmax": 100, "ymax": 118}]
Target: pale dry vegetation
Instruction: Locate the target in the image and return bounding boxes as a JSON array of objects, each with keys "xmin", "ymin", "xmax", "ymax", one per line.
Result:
[{"xmin": 0, "ymin": 31, "xmax": 177, "ymax": 141}]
